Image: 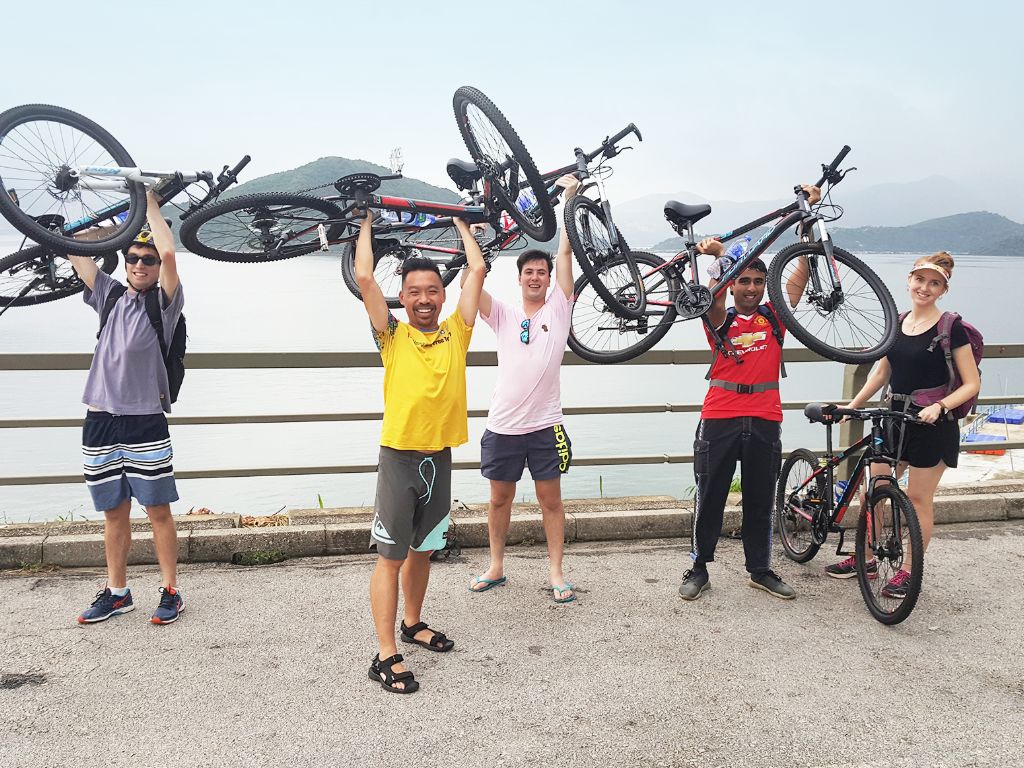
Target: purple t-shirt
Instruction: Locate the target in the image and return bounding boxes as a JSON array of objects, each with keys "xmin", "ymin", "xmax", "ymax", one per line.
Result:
[
  {"xmin": 81, "ymin": 270, "xmax": 184, "ymax": 415},
  {"xmin": 482, "ymin": 288, "xmax": 573, "ymax": 435}
]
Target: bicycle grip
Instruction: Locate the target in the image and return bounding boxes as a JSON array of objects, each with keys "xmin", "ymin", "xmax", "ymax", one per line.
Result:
[
  {"xmin": 230, "ymin": 155, "xmax": 251, "ymax": 176},
  {"xmin": 827, "ymin": 145, "xmax": 851, "ymax": 173}
]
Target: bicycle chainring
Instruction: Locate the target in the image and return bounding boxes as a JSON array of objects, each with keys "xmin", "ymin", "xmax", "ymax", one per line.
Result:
[
  {"xmin": 673, "ymin": 283, "xmax": 713, "ymax": 320},
  {"xmin": 333, "ymin": 173, "xmax": 382, "ymax": 198}
]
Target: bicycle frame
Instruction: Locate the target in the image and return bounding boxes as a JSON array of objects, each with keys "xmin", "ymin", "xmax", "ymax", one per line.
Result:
[
  {"xmin": 631, "ymin": 146, "xmax": 853, "ymax": 324},
  {"xmin": 21, "ymin": 158, "xmax": 248, "ymax": 237},
  {"xmin": 783, "ymin": 410, "xmax": 911, "ymax": 554}
]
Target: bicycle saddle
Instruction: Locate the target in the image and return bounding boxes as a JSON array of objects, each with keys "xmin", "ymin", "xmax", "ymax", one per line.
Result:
[
  {"xmin": 446, "ymin": 158, "xmax": 482, "ymax": 190},
  {"xmin": 663, "ymin": 200, "xmax": 712, "ymax": 227}
]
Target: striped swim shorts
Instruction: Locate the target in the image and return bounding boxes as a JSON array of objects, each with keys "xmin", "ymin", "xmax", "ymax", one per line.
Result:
[{"xmin": 82, "ymin": 411, "xmax": 179, "ymax": 512}]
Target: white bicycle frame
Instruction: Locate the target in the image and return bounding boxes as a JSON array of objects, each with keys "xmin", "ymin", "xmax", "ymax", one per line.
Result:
[{"xmin": 68, "ymin": 165, "xmax": 206, "ymax": 191}]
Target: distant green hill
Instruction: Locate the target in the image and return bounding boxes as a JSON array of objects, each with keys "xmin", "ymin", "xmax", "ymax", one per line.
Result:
[
  {"xmin": 224, "ymin": 156, "xmax": 462, "ymax": 203},
  {"xmin": 649, "ymin": 211, "xmax": 1024, "ymax": 256}
]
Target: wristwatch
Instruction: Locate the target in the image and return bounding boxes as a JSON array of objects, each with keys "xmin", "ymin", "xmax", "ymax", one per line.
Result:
[{"xmin": 938, "ymin": 402, "xmax": 949, "ymax": 417}]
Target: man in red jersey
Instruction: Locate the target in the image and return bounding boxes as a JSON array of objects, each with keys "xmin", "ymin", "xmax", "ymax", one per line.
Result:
[{"xmin": 678, "ymin": 187, "xmax": 818, "ymax": 601}]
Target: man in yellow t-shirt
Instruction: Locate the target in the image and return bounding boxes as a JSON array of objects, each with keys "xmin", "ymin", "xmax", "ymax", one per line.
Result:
[{"xmin": 354, "ymin": 209, "xmax": 486, "ymax": 694}]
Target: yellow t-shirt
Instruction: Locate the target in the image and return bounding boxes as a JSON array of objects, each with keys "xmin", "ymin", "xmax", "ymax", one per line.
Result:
[{"xmin": 373, "ymin": 310, "xmax": 473, "ymax": 451}]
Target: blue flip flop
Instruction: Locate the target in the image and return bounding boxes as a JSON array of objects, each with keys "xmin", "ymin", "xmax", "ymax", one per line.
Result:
[
  {"xmin": 469, "ymin": 575, "xmax": 507, "ymax": 593},
  {"xmin": 552, "ymin": 583, "xmax": 576, "ymax": 603}
]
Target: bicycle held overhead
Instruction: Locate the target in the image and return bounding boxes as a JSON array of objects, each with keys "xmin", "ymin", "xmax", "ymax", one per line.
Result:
[
  {"xmin": 567, "ymin": 146, "xmax": 900, "ymax": 367},
  {"xmin": 0, "ymin": 103, "xmax": 249, "ymax": 314}
]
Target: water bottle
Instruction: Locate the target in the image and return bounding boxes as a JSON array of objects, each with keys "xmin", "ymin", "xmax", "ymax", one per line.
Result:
[
  {"xmin": 500, "ymin": 188, "xmax": 539, "ymax": 231},
  {"xmin": 834, "ymin": 480, "xmax": 849, "ymax": 503},
  {"xmin": 379, "ymin": 210, "xmax": 438, "ymax": 227},
  {"xmin": 707, "ymin": 235, "xmax": 751, "ymax": 280}
]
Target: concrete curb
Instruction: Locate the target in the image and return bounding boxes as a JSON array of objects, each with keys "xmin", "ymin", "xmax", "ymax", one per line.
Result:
[{"xmin": 1, "ymin": 486, "xmax": 1021, "ymax": 570}]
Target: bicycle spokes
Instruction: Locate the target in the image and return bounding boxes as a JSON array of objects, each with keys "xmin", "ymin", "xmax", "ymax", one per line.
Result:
[
  {"xmin": 775, "ymin": 249, "xmax": 893, "ymax": 354},
  {"xmin": 0, "ymin": 117, "xmax": 131, "ymax": 235}
]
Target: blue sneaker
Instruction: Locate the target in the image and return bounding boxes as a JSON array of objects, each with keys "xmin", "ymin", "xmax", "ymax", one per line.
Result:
[
  {"xmin": 151, "ymin": 586, "xmax": 184, "ymax": 625},
  {"xmin": 78, "ymin": 588, "xmax": 134, "ymax": 624}
]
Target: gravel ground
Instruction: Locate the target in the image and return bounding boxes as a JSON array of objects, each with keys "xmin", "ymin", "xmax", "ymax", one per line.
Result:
[{"xmin": 2, "ymin": 521, "xmax": 1022, "ymax": 768}]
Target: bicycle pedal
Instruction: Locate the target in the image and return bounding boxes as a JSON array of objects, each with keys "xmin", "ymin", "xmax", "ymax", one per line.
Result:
[{"xmin": 317, "ymin": 223, "xmax": 329, "ymax": 251}]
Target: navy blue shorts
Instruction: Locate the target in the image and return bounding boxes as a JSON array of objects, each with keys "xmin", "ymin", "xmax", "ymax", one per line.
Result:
[
  {"xmin": 480, "ymin": 425, "xmax": 572, "ymax": 483},
  {"xmin": 82, "ymin": 411, "xmax": 178, "ymax": 512}
]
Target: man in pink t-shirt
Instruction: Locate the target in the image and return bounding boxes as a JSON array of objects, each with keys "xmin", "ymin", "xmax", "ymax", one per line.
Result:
[{"xmin": 468, "ymin": 174, "xmax": 580, "ymax": 603}]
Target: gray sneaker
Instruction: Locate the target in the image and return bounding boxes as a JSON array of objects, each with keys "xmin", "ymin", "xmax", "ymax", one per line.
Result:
[
  {"xmin": 749, "ymin": 570, "xmax": 796, "ymax": 599},
  {"xmin": 678, "ymin": 568, "xmax": 710, "ymax": 601}
]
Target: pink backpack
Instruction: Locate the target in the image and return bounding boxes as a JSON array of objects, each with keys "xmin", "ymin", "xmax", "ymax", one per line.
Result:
[{"xmin": 900, "ymin": 311, "xmax": 983, "ymax": 419}]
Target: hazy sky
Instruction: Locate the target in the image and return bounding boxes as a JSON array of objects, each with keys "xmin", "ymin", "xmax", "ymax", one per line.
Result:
[{"xmin": 2, "ymin": 1, "xmax": 1021, "ymax": 208}]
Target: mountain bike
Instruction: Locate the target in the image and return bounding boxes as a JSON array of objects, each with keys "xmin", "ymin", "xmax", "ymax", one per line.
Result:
[
  {"xmin": 568, "ymin": 146, "xmax": 899, "ymax": 365},
  {"xmin": 335, "ymin": 123, "xmax": 642, "ymax": 309},
  {"xmin": 776, "ymin": 402, "xmax": 925, "ymax": 625},
  {"xmin": 177, "ymin": 87, "xmax": 558, "ymax": 269},
  {"xmin": 562, "ymin": 124, "xmax": 645, "ymax": 319},
  {"xmin": 0, "ymin": 104, "xmax": 249, "ymax": 313}
]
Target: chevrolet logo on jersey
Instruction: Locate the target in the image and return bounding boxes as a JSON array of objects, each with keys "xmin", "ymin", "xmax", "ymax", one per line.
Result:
[{"xmin": 730, "ymin": 331, "xmax": 768, "ymax": 348}]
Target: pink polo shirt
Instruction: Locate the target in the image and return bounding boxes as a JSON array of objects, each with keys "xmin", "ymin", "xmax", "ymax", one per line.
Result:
[{"xmin": 482, "ymin": 288, "xmax": 573, "ymax": 435}]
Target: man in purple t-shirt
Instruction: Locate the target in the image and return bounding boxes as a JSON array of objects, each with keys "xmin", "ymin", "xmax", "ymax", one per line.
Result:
[
  {"xmin": 468, "ymin": 174, "xmax": 580, "ymax": 603},
  {"xmin": 68, "ymin": 190, "xmax": 185, "ymax": 626}
]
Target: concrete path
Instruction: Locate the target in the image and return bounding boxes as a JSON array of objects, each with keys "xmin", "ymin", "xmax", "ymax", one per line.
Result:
[{"xmin": 2, "ymin": 521, "xmax": 1022, "ymax": 768}]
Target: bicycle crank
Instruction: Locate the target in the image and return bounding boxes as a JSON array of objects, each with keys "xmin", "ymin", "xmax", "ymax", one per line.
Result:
[{"xmin": 674, "ymin": 283, "xmax": 713, "ymax": 320}]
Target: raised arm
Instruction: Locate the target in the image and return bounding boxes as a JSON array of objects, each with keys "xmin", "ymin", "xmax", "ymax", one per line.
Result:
[
  {"xmin": 149, "ymin": 191, "xmax": 179, "ymax": 301},
  {"xmin": 697, "ymin": 237, "xmax": 728, "ymax": 329},
  {"xmin": 68, "ymin": 251, "xmax": 101, "ymax": 292},
  {"xmin": 455, "ymin": 217, "xmax": 485, "ymax": 326},
  {"xmin": 353, "ymin": 209, "xmax": 391, "ymax": 333},
  {"xmin": 460, "ymin": 224, "xmax": 492, "ymax": 318},
  {"xmin": 554, "ymin": 174, "xmax": 580, "ymax": 298}
]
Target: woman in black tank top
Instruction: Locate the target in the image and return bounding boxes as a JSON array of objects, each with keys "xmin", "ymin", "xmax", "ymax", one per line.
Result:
[{"xmin": 822, "ymin": 252, "xmax": 981, "ymax": 595}]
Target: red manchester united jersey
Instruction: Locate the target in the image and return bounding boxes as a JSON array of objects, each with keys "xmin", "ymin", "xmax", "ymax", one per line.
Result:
[{"xmin": 701, "ymin": 303, "xmax": 785, "ymax": 422}]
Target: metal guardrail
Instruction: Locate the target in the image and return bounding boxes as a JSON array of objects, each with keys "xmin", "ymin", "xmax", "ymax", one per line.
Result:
[{"xmin": 2, "ymin": 345, "xmax": 1023, "ymax": 486}]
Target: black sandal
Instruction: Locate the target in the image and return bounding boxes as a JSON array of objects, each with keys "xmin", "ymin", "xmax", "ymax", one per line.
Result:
[
  {"xmin": 400, "ymin": 620, "xmax": 455, "ymax": 652},
  {"xmin": 369, "ymin": 653, "xmax": 419, "ymax": 694}
]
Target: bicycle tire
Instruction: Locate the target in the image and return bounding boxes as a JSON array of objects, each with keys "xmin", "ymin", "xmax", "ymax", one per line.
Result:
[
  {"xmin": 179, "ymin": 193, "xmax": 345, "ymax": 262},
  {"xmin": 563, "ymin": 196, "xmax": 645, "ymax": 319},
  {"xmin": 568, "ymin": 251, "xmax": 678, "ymax": 364},
  {"xmin": 766, "ymin": 242, "xmax": 898, "ymax": 364},
  {"xmin": 856, "ymin": 483, "xmax": 924, "ymax": 625},
  {"xmin": 0, "ymin": 104, "xmax": 147, "ymax": 255},
  {"xmin": 0, "ymin": 245, "xmax": 117, "ymax": 306},
  {"xmin": 340, "ymin": 238, "xmax": 460, "ymax": 310},
  {"xmin": 452, "ymin": 87, "xmax": 556, "ymax": 242},
  {"xmin": 775, "ymin": 448, "xmax": 825, "ymax": 563}
]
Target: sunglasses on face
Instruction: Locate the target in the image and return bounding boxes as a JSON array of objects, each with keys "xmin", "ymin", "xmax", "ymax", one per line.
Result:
[
  {"xmin": 520, "ymin": 318, "xmax": 530, "ymax": 344},
  {"xmin": 124, "ymin": 254, "xmax": 161, "ymax": 266}
]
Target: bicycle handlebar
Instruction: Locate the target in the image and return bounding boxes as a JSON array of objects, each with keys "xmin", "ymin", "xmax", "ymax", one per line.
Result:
[
  {"xmin": 805, "ymin": 402, "xmax": 926, "ymax": 425},
  {"xmin": 581, "ymin": 123, "xmax": 643, "ymax": 163},
  {"xmin": 814, "ymin": 145, "xmax": 851, "ymax": 187}
]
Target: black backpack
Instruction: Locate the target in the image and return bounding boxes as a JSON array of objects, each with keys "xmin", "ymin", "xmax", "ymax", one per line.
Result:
[
  {"xmin": 98, "ymin": 284, "xmax": 187, "ymax": 404},
  {"xmin": 708, "ymin": 304, "xmax": 787, "ymax": 379}
]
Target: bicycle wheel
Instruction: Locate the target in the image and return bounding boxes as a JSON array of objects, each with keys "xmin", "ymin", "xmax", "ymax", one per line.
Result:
[
  {"xmin": 0, "ymin": 104, "xmax": 147, "ymax": 255},
  {"xmin": 767, "ymin": 243, "xmax": 898, "ymax": 364},
  {"xmin": 179, "ymin": 193, "xmax": 345, "ymax": 263},
  {"xmin": 0, "ymin": 245, "xmax": 117, "ymax": 306},
  {"xmin": 564, "ymin": 196, "xmax": 645, "ymax": 319},
  {"xmin": 568, "ymin": 251, "xmax": 678, "ymax": 364},
  {"xmin": 340, "ymin": 238, "xmax": 460, "ymax": 309},
  {"xmin": 775, "ymin": 448, "xmax": 824, "ymax": 563},
  {"xmin": 856, "ymin": 483, "xmax": 924, "ymax": 625},
  {"xmin": 452, "ymin": 86, "xmax": 556, "ymax": 242}
]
